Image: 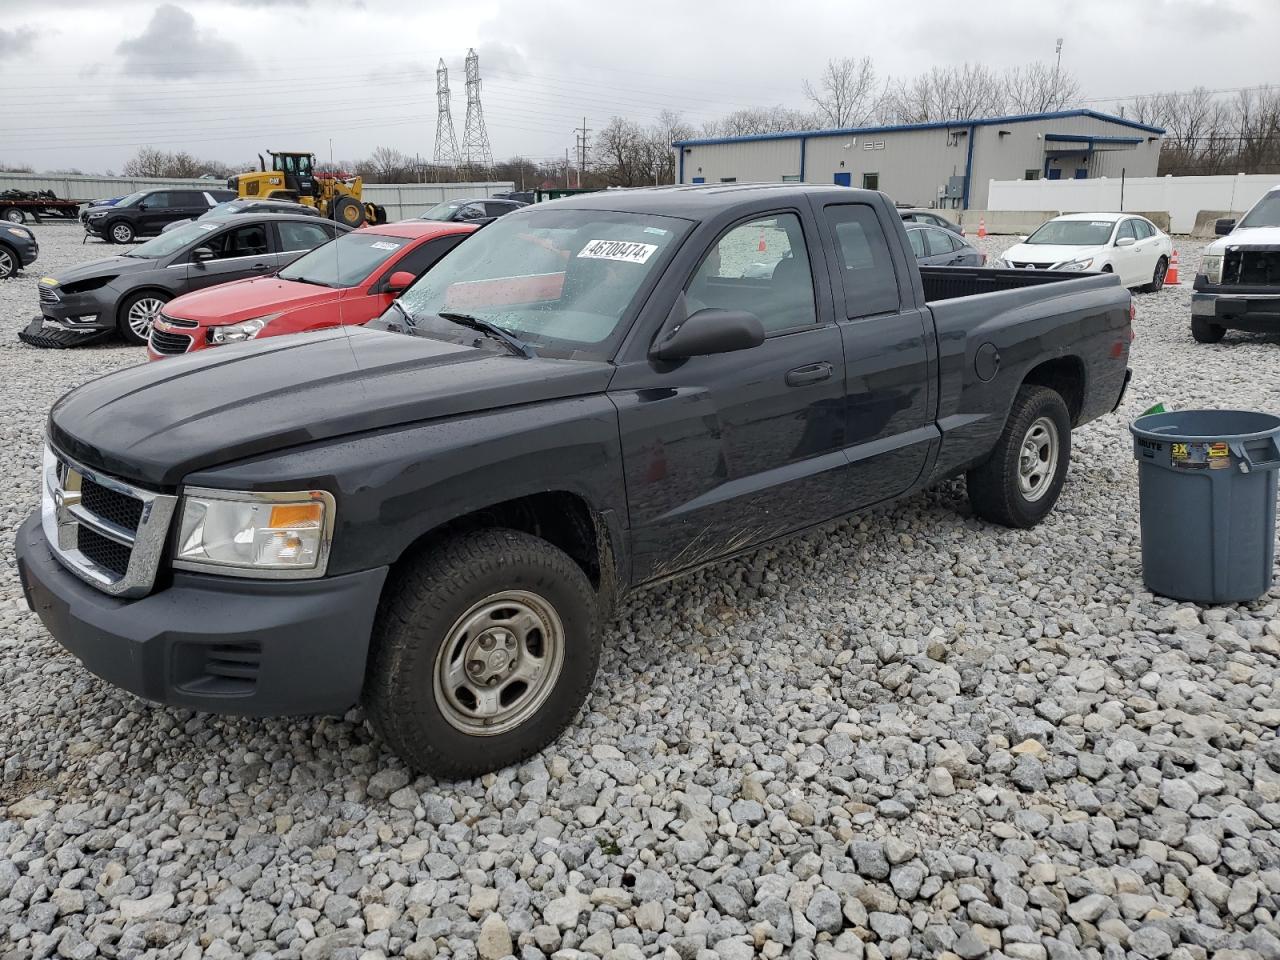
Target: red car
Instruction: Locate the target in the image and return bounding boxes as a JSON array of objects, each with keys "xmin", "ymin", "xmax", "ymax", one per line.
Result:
[{"xmin": 147, "ymin": 220, "xmax": 476, "ymax": 359}]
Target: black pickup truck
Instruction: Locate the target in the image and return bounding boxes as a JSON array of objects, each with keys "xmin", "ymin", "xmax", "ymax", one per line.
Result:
[{"xmin": 17, "ymin": 185, "xmax": 1132, "ymax": 777}]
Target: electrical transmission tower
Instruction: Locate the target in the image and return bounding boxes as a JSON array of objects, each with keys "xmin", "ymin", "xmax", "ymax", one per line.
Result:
[
  {"xmin": 433, "ymin": 58, "xmax": 460, "ymax": 168},
  {"xmin": 461, "ymin": 48, "xmax": 494, "ymax": 172}
]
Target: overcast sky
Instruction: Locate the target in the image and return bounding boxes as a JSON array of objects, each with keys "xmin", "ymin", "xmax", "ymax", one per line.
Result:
[{"xmin": 1, "ymin": 0, "xmax": 1276, "ymax": 174}]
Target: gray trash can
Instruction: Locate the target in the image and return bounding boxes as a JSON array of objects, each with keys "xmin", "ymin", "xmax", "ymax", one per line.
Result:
[{"xmin": 1131, "ymin": 409, "xmax": 1280, "ymax": 603}]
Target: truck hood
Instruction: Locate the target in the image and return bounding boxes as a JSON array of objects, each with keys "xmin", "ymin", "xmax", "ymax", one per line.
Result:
[
  {"xmin": 1000, "ymin": 242, "xmax": 1102, "ymax": 266},
  {"xmin": 164, "ymin": 277, "xmax": 345, "ymax": 327},
  {"xmin": 49, "ymin": 327, "xmax": 615, "ymax": 487},
  {"xmin": 50, "ymin": 255, "xmax": 154, "ymax": 286},
  {"xmin": 1205, "ymin": 225, "xmax": 1280, "ymax": 255}
]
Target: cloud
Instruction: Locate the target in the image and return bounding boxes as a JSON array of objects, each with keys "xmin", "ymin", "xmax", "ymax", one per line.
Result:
[
  {"xmin": 0, "ymin": 25, "xmax": 37, "ymax": 60},
  {"xmin": 116, "ymin": 4, "xmax": 248, "ymax": 79}
]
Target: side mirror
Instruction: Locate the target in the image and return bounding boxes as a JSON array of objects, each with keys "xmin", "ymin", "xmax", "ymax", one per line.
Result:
[
  {"xmin": 192, "ymin": 246, "xmax": 215, "ymax": 263},
  {"xmin": 1215, "ymin": 218, "xmax": 1236, "ymax": 236},
  {"xmin": 1114, "ymin": 236, "xmax": 1136, "ymax": 248},
  {"xmin": 651, "ymin": 302, "xmax": 765, "ymax": 362},
  {"xmin": 386, "ymin": 270, "xmax": 415, "ymax": 293}
]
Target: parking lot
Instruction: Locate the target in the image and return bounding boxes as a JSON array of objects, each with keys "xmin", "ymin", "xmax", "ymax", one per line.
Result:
[{"xmin": 3, "ymin": 222, "xmax": 1280, "ymax": 960}]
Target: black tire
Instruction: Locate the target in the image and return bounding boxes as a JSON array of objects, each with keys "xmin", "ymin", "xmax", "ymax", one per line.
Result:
[
  {"xmin": 107, "ymin": 219, "xmax": 135, "ymax": 244},
  {"xmin": 967, "ymin": 385, "xmax": 1072, "ymax": 528},
  {"xmin": 1191, "ymin": 317, "xmax": 1226, "ymax": 344},
  {"xmin": 0, "ymin": 243, "xmax": 17, "ymax": 279},
  {"xmin": 364, "ymin": 528, "xmax": 601, "ymax": 779},
  {"xmin": 2, "ymin": 208, "xmax": 23, "ymax": 224},
  {"xmin": 332, "ymin": 195, "xmax": 365, "ymax": 228},
  {"xmin": 1143, "ymin": 256, "xmax": 1168, "ymax": 293},
  {"xmin": 117, "ymin": 290, "xmax": 170, "ymax": 345}
]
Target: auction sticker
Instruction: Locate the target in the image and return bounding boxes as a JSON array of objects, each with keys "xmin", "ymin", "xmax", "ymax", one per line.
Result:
[
  {"xmin": 577, "ymin": 239, "xmax": 657, "ymax": 264},
  {"xmin": 369, "ymin": 241, "xmax": 401, "ymax": 251}
]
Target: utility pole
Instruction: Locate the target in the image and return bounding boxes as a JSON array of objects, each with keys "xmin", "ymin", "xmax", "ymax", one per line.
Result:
[
  {"xmin": 1054, "ymin": 38, "xmax": 1063, "ymax": 85},
  {"xmin": 574, "ymin": 117, "xmax": 591, "ymax": 189},
  {"xmin": 565, "ymin": 148, "xmax": 571, "ymax": 188}
]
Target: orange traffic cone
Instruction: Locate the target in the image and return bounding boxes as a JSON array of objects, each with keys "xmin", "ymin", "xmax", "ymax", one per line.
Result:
[
  {"xmin": 977, "ymin": 217, "xmax": 987, "ymax": 238},
  {"xmin": 1165, "ymin": 249, "xmax": 1180, "ymax": 285},
  {"xmin": 758, "ymin": 230, "xmax": 767, "ymax": 253}
]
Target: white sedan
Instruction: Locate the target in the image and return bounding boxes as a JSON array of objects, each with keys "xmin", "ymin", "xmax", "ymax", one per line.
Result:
[{"xmin": 995, "ymin": 213, "xmax": 1173, "ymax": 292}]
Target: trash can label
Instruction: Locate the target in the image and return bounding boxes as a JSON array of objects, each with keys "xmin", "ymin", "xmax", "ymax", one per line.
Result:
[{"xmin": 1171, "ymin": 441, "xmax": 1230, "ymax": 470}]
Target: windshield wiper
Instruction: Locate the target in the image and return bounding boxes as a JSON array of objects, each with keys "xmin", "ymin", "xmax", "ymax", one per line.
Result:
[
  {"xmin": 283, "ymin": 275, "xmax": 331, "ymax": 287},
  {"xmin": 436, "ymin": 311, "xmax": 536, "ymax": 358},
  {"xmin": 384, "ymin": 299, "xmax": 416, "ymax": 331}
]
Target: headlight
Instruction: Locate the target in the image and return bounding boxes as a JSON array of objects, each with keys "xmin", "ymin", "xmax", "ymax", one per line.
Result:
[
  {"xmin": 209, "ymin": 314, "xmax": 277, "ymax": 344},
  {"xmin": 174, "ymin": 487, "xmax": 335, "ymax": 578},
  {"xmin": 5, "ymin": 227, "xmax": 31, "ymax": 239},
  {"xmin": 1200, "ymin": 254, "xmax": 1223, "ymax": 284},
  {"xmin": 1056, "ymin": 257, "xmax": 1094, "ymax": 272},
  {"xmin": 87, "ymin": 211, "xmax": 107, "ymax": 219},
  {"xmin": 992, "ymin": 258, "xmax": 1010, "ymax": 269}
]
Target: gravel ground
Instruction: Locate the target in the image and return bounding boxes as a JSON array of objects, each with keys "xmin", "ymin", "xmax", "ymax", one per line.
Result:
[{"xmin": 3, "ymin": 224, "xmax": 1280, "ymax": 960}]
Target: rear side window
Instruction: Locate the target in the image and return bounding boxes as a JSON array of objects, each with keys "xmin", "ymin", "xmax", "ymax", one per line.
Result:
[
  {"xmin": 1133, "ymin": 219, "xmax": 1154, "ymax": 239},
  {"xmin": 172, "ymin": 191, "xmax": 203, "ymax": 207},
  {"xmin": 906, "ymin": 229, "xmax": 926, "ymax": 258},
  {"xmin": 924, "ymin": 228, "xmax": 956, "ymax": 256},
  {"xmin": 823, "ymin": 204, "xmax": 900, "ymax": 317},
  {"xmin": 278, "ymin": 221, "xmax": 333, "ymax": 252}
]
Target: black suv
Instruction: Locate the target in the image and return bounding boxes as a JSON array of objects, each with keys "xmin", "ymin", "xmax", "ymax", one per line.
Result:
[
  {"xmin": 82, "ymin": 188, "xmax": 236, "ymax": 243},
  {"xmin": 418, "ymin": 197, "xmax": 526, "ymax": 225}
]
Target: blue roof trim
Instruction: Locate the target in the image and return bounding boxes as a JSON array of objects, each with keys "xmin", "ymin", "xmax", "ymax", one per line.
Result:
[
  {"xmin": 672, "ymin": 109, "xmax": 1165, "ymax": 148},
  {"xmin": 1044, "ymin": 133, "xmax": 1143, "ymax": 144}
]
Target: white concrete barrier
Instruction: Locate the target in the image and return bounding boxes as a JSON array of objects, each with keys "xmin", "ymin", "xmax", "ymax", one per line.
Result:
[
  {"xmin": 958, "ymin": 210, "xmax": 1059, "ymax": 235},
  {"xmin": 1190, "ymin": 210, "xmax": 1247, "ymax": 239}
]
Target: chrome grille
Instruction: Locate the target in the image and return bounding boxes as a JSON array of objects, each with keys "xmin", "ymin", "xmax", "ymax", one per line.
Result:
[
  {"xmin": 1008, "ymin": 261, "xmax": 1052, "ymax": 270},
  {"xmin": 39, "ymin": 285, "xmax": 59, "ymax": 304},
  {"xmin": 149, "ymin": 328, "xmax": 194, "ymax": 355},
  {"xmin": 41, "ymin": 446, "xmax": 178, "ymax": 598},
  {"xmin": 159, "ymin": 313, "xmax": 199, "ymax": 329}
]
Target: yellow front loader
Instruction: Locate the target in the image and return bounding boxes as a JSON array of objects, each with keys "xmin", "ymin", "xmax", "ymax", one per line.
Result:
[{"xmin": 227, "ymin": 151, "xmax": 386, "ymax": 227}]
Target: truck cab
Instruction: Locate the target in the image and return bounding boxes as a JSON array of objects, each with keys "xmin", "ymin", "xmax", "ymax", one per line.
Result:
[{"xmin": 1192, "ymin": 187, "xmax": 1280, "ymax": 342}]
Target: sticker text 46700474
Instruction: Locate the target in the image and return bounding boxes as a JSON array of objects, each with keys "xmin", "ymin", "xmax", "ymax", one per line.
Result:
[{"xmin": 577, "ymin": 240, "xmax": 657, "ymax": 264}]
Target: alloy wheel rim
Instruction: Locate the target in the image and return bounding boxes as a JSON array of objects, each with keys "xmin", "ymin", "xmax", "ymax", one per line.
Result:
[
  {"xmin": 112, "ymin": 224, "xmax": 131, "ymax": 242},
  {"xmin": 4, "ymin": 210, "xmax": 22, "ymax": 224},
  {"xmin": 1017, "ymin": 416, "xmax": 1059, "ymax": 502},
  {"xmin": 127, "ymin": 298, "xmax": 164, "ymax": 338},
  {"xmin": 433, "ymin": 589, "xmax": 565, "ymax": 736},
  {"xmin": 0, "ymin": 250, "xmax": 12, "ymax": 276}
]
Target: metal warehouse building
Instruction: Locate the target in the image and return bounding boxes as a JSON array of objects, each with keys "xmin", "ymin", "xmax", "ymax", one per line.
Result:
[{"xmin": 674, "ymin": 109, "xmax": 1164, "ymax": 210}]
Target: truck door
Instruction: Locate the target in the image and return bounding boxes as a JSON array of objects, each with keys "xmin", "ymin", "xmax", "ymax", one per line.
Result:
[
  {"xmin": 611, "ymin": 210, "xmax": 848, "ymax": 583},
  {"xmin": 818, "ymin": 201, "xmax": 935, "ymax": 507}
]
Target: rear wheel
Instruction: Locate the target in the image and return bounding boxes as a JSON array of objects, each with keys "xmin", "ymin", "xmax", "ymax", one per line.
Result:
[
  {"xmin": 0, "ymin": 243, "xmax": 17, "ymax": 279},
  {"xmin": 1191, "ymin": 317, "xmax": 1226, "ymax": 344},
  {"xmin": 332, "ymin": 195, "xmax": 365, "ymax": 228},
  {"xmin": 108, "ymin": 220, "xmax": 135, "ymax": 244},
  {"xmin": 3, "ymin": 208, "xmax": 24, "ymax": 224},
  {"xmin": 364, "ymin": 528, "xmax": 601, "ymax": 779},
  {"xmin": 117, "ymin": 290, "xmax": 169, "ymax": 345},
  {"xmin": 967, "ymin": 385, "xmax": 1072, "ymax": 528},
  {"xmin": 1143, "ymin": 256, "xmax": 1168, "ymax": 293}
]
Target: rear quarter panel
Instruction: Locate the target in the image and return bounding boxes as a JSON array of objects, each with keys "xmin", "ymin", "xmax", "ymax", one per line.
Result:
[{"xmin": 926, "ymin": 273, "xmax": 1131, "ymax": 481}]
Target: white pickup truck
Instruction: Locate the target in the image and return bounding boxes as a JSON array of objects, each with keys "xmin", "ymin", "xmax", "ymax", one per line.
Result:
[{"xmin": 1192, "ymin": 185, "xmax": 1280, "ymax": 342}]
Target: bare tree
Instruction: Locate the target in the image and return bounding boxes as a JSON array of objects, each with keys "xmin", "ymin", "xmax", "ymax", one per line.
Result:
[
  {"xmin": 803, "ymin": 56, "xmax": 880, "ymax": 128},
  {"xmin": 364, "ymin": 146, "xmax": 411, "ymax": 183},
  {"xmin": 1004, "ymin": 61, "xmax": 1082, "ymax": 113},
  {"xmin": 1121, "ymin": 85, "xmax": 1280, "ymax": 175},
  {"xmin": 880, "ymin": 63, "xmax": 1006, "ymax": 123},
  {"xmin": 122, "ymin": 146, "xmax": 171, "ymax": 178}
]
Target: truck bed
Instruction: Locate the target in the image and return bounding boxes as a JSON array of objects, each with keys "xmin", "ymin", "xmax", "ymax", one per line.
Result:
[{"xmin": 919, "ymin": 265, "xmax": 1090, "ymax": 302}]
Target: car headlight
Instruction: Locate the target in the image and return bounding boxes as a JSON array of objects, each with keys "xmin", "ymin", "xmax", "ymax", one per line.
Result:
[
  {"xmin": 1056, "ymin": 257, "xmax": 1094, "ymax": 272},
  {"xmin": 208, "ymin": 314, "xmax": 277, "ymax": 344},
  {"xmin": 174, "ymin": 487, "xmax": 335, "ymax": 578},
  {"xmin": 5, "ymin": 226, "xmax": 31, "ymax": 239},
  {"xmin": 87, "ymin": 211, "xmax": 107, "ymax": 219},
  {"xmin": 992, "ymin": 257, "xmax": 1010, "ymax": 269},
  {"xmin": 1200, "ymin": 254, "xmax": 1223, "ymax": 284}
]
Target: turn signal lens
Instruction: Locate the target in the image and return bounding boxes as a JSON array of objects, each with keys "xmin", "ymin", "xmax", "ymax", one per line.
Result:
[{"xmin": 269, "ymin": 503, "xmax": 323, "ymax": 528}]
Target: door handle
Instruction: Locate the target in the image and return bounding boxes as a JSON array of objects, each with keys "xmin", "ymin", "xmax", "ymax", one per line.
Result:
[
  {"xmin": 785, "ymin": 362, "xmax": 833, "ymax": 387},
  {"xmin": 251, "ymin": 263, "xmax": 271, "ymax": 272}
]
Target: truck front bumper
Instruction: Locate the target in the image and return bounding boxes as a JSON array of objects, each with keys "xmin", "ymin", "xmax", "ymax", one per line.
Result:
[
  {"xmin": 15, "ymin": 512, "xmax": 387, "ymax": 717},
  {"xmin": 1192, "ymin": 291, "xmax": 1280, "ymax": 330}
]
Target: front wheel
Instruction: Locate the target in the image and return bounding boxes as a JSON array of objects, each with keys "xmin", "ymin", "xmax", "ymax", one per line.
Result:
[
  {"xmin": 0, "ymin": 243, "xmax": 17, "ymax": 279},
  {"xmin": 117, "ymin": 290, "xmax": 169, "ymax": 345},
  {"xmin": 967, "ymin": 385, "xmax": 1072, "ymax": 528},
  {"xmin": 108, "ymin": 220, "xmax": 135, "ymax": 244},
  {"xmin": 1143, "ymin": 256, "xmax": 1168, "ymax": 293},
  {"xmin": 1191, "ymin": 317, "xmax": 1226, "ymax": 344},
  {"xmin": 364, "ymin": 528, "xmax": 601, "ymax": 779}
]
